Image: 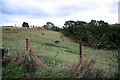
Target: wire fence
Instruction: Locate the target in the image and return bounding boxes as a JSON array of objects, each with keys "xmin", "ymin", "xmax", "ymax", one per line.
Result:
[{"xmin": 82, "ymin": 41, "xmax": 120, "ymax": 50}]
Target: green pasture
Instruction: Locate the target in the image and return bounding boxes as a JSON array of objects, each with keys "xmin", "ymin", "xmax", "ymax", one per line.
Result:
[{"xmin": 2, "ymin": 28, "xmax": 118, "ymax": 78}]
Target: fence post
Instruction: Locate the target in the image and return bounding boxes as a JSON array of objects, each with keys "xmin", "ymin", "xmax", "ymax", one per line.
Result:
[
  {"xmin": 79, "ymin": 39, "xmax": 82, "ymax": 60},
  {"xmin": 26, "ymin": 38, "xmax": 29, "ymax": 51}
]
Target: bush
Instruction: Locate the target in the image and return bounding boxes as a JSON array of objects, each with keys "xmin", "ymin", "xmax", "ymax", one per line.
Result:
[{"xmin": 62, "ymin": 20, "xmax": 120, "ymax": 49}]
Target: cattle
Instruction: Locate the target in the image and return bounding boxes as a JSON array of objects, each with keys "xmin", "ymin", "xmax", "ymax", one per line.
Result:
[
  {"xmin": 55, "ymin": 40, "xmax": 60, "ymax": 43},
  {"xmin": 41, "ymin": 33, "xmax": 44, "ymax": 35},
  {"xmin": 0, "ymin": 48, "xmax": 4, "ymax": 59},
  {"xmin": 60, "ymin": 36, "xmax": 63, "ymax": 38}
]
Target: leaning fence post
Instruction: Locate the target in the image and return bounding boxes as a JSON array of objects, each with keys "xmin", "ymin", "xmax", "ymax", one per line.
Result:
[{"xmin": 79, "ymin": 39, "xmax": 82, "ymax": 61}]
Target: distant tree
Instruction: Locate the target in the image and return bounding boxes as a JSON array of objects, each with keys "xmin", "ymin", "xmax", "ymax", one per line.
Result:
[
  {"xmin": 45, "ymin": 22, "xmax": 55, "ymax": 29},
  {"xmin": 62, "ymin": 20, "xmax": 87, "ymax": 40},
  {"xmin": 22, "ymin": 22, "xmax": 29, "ymax": 28},
  {"xmin": 62, "ymin": 20, "xmax": 76, "ymax": 36}
]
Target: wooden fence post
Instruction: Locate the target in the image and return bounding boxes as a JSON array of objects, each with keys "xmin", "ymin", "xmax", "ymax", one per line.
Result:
[
  {"xmin": 26, "ymin": 38, "xmax": 28, "ymax": 51},
  {"xmin": 79, "ymin": 39, "xmax": 82, "ymax": 60},
  {"xmin": 25, "ymin": 38, "xmax": 43, "ymax": 69}
]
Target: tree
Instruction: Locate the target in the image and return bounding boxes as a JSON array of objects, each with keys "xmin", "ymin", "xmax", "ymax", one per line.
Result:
[
  {"xmin": 62, "ymin": 20, "xmax": 75, "ymax": 37},
  {"xmin": 45, "ymin": 22, "xmax": 55, "ymax": 29},
  {"xmin": 22, "ymin": 22, "xmax": 29, "ymax": 28},
  {"xmin": 62, "ymin": 20, "xmax": 87, "ymax": 40}
]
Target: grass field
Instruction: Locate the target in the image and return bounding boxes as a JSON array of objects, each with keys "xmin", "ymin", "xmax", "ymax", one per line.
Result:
[{"xmin": 2, "ymin": 27, "xmax": 119, "ymax": 78}]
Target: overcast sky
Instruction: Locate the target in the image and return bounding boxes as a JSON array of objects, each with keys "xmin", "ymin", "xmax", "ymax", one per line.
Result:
[{"xmin": 0, "ymin": 0, "xmax": 119, "ymax": 27}]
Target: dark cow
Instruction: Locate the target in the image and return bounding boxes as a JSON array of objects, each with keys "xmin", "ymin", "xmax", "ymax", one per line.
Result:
[
  {"xmin": 55, "ymin": 40, "xmax": 60, "ymax": 43},
  {"xmin": 60, "ymin": 36, "xmax": 63, "ymax": 38},
  {"xmin": 41, "ymin": 33, "xmax": 44, "ymax": 35}
]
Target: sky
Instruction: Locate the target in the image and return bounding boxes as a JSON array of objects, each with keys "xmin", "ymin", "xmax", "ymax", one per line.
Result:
[{"xmin": 0, "ymin": 0, "xmax": 120, "ymax": 27}]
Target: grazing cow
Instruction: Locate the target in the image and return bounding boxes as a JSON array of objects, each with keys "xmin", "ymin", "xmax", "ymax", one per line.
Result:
[
  {"xmin": 41, "ymin": 33, "xmax": 44, "ymax": 35},
  {"xmin": 55, "ymin": 40, "xmax": 60, "ymax": 43},
  {"xmin": 0, "ymin": 48, "xmax": 4, "ymax": 59},
  {"xmin": 60, "ymin": 36, "xmax": 63, "ymax": 38}
]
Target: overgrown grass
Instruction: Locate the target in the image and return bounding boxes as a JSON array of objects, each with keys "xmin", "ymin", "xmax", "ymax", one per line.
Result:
[
  {"xmin": 2, "ymin": 28, "xmax": 118, "ymax": 78},
  {"xmin": 2, "ymin": 62, "xmax": 27, "ymax": 78}
]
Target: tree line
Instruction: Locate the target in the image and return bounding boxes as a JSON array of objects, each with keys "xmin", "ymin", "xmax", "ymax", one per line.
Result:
[{"xmin": 61, "ymin": 20, "xmax": 120, "ymax": 49}]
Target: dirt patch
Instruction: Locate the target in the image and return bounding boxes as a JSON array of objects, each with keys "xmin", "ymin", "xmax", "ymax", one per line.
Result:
[
  {"xmin": 44, "ymin": 43, "xmax": 57, "ymax": 47},
  {"xmin": 43, "ymin": 42, "xmax": 69, "ymax": 49}
]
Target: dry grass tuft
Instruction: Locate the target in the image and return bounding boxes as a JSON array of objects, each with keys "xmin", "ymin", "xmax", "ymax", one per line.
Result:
[
  {"xmin": 73, "ymin": 58, "xmax": 96, "ymax": 78},
  {"xmin": 15, "ymin": 39, "xmax": 45, "ymax": 73},
  {"xmin": 73, "ymin": 57, "xmax": 113, "ymax": 78}
]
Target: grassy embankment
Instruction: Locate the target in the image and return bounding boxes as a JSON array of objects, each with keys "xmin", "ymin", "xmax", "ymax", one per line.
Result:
[{"xmin": 2, "ymin": 27, "xmax": 118, "ymax": 78}]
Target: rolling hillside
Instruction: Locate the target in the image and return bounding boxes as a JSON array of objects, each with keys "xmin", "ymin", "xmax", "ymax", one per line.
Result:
[{"xmin": 2, "ymin": 27, "xmax": 118, "ymax": 78}]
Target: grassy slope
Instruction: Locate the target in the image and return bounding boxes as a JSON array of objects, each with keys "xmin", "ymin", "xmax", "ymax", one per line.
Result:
[{"xmin": 2, "ymin": 28, "xmax": 118, "ymax": 78}]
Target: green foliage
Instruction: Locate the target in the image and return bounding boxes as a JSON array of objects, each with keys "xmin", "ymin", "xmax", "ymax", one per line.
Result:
[{"xmin": 62, "ymin": 20, "xmax": 120, "ymax": 49}]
